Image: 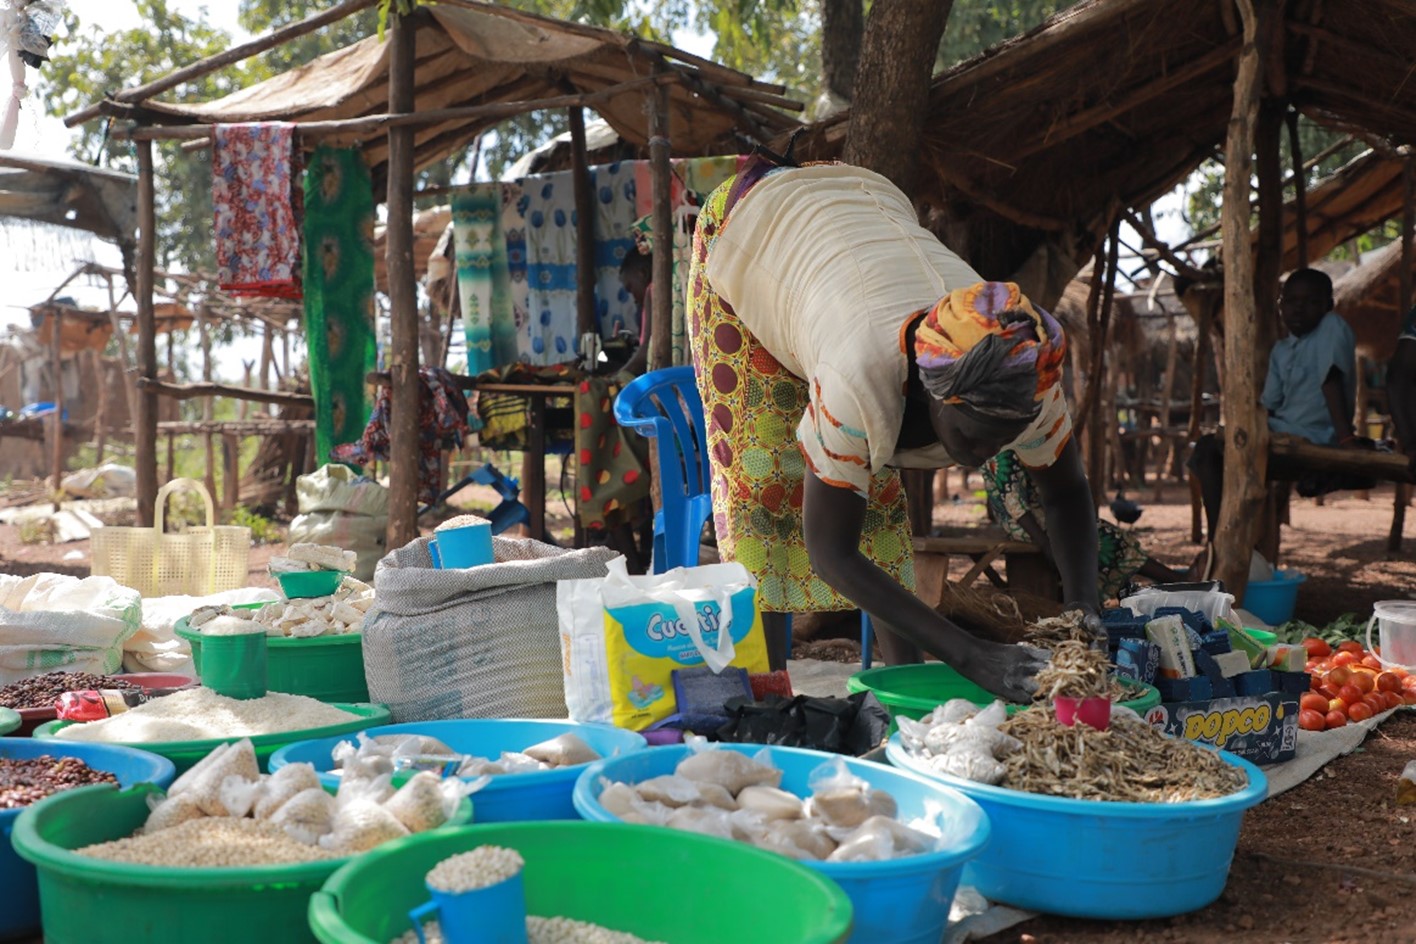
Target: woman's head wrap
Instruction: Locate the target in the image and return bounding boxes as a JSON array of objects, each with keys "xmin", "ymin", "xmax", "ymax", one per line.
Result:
[{"xmin": 913, "ymin": 281, "xmax": 1066, "ymax": 422}]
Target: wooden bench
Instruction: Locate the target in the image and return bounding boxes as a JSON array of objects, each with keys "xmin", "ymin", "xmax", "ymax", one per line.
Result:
[{"xmin": 911, "ymin": 529, "xmax": 1060, "ymax": 608}]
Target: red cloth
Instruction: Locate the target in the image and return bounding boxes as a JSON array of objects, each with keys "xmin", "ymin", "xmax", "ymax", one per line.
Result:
[{"xmin": 212, "ymin": 122, "xmax": 302, "ymax": 299}]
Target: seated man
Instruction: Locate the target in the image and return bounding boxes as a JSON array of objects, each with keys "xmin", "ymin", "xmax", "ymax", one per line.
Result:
[{"xmin": 1190, "ymin": 268, "xmax": 1365, "ymax": 545}]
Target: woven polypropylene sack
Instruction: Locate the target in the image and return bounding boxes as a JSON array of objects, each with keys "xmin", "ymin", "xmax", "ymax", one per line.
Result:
[{"xmin": 364, "ymin": 536, "xmax": 619, "ymax": 722}]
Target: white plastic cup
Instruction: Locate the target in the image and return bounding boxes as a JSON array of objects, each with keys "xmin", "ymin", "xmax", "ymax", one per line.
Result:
[{"xmin": 1366, "ymin": 600, "xmax": 1416, "ymax": 671}]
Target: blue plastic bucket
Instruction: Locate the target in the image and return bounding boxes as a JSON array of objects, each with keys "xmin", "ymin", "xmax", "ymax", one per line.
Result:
[
  {"xmin": 1, "ymin": 738, "xmax": 176, "ymax": 939},
  {"xmin": 573, "ymin": 743, "xmax": 990, "ymax": 944},
  {"xmin": 270, "ymin": 719, "xmax": 648, "ymax": 823},
  {"xmin": 1241, "ymin": 569, "xmax": 1307, "ymax": 625},
  {"xmin": 885, "ymin": 733, "xmax": 1267, "ymax": 919}
]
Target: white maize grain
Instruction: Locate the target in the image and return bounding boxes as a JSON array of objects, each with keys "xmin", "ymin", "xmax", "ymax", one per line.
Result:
[
  {"xmin": 425, "ymin": 845, "xmax": 523, "ymax": 893},
  {"xmin": 79, "ymin": 816, "xmax": 336, "ymax": 867}
]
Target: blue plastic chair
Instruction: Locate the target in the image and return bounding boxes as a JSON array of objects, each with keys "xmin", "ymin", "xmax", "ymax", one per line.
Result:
[{"xmin": 613, "ymin": 366, "xmax": 876, "ymax": 668}]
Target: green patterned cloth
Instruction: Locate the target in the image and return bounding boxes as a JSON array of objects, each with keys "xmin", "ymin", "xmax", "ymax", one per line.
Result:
[
  {"xmin": 452, "ymin": 183, "xmax": 519, "ymax": 373},
  {"xmin": 302, "ymin": 147, "xmax": 377, "ymax": 465}
]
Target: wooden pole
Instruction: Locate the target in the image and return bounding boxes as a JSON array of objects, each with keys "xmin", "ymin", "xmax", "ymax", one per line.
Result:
[
  {"xmin": 165, "ymin": 328, "xmax": 177, "ymax": 482},
  {"xmin": 648, "ymin": 66, "xmax": 674, "ymax": 371},
  {"xmin": 49, "ymin": 308, "xmax": 64, "ymax": 509},
  {"xmin": 259, "ymin": 321, "xmax": 274, "ymax": 416},
  {"xmin": 1154, "ymin": 311, "xmax": 1179, "ymax": 501},
  {"xmin": 93, "ymin": 351, "xmax": 109, "ymax": 465},
  {"xmin": 569, "ymin": 106, "xmax": 597, "ymax": 342},
  {"xmin": 1286, "ymin": 107, "xmax": 1309, "ymax": 266},
  {"xmin": 135, "ymin": 140, "xmax": 159, "ymax": 527},
  {"xmin": 1390, "ymin": 157, "xmax": 1415, "ymax": 553},
  {"xmin": 385, "ymin": 10, "xmax": 421, "ymax": 550},
  {"xmin": 103, "ymin": 271, "xmax": 139, "ymax": 434},
  {"xmin": 1253, "ymin": 96, "xmax": 1285, "ymax": 563},
  {"xmin": 199, "ymin": 304, "xmax": 217, "ymax": 509},
  {"xmin": 1214, "ymin": 0, "xmax": 1268, "ymax": 600}
]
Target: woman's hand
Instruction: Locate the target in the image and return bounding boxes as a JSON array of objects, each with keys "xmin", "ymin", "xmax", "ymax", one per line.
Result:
[{"xmin": 956, "ymin": 639, "xmax": 1050, "ymax": 704}]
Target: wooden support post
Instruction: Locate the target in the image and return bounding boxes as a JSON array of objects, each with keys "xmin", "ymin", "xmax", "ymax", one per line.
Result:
[
  {"xmin": 259, "ymin": 321, "xmax": 274, "ymax": 416},
  {"xmin": 199, "ymin": 304, "xmax": 217, "ymax": 509},
  {"xmin": 222, "ymin": 432, "xmax": 240, "ymax": 511},
  {"xmin": 165, "ymin": 328, "xmax": 177, "ymax": 482},
  {"xmin": 135, "ymin": 140, "xmax": 159, "ymax": 527},
  {"xmin": 1154, "ymin": 312, "xmax": 1178, "ymax": 501},
  {"xmin": 648, "ymin": 64, "xmax": 674, "ymax": 371},
  {"xmin": 93, "ymin": 351, "xmax": 109, "ymax": 465},
  {"xmin": 49, "ymin": 308, "xmax": 64, "ymax": 509},
  {"xmin": 569, "ymin": 106, "xmax": 597, "ymax": 343},
  {"xmin": 523, "ymin": 396, "xmax": 547, "ymax": 540},
  {"xmin": 1214, "ymin": 0, "xmax": 1268, "ymax": 600},
  {"xmin": 104, "ymin": 270, "xmax": 139, "ymax": 435},
  {"xmin": 1255, "ymin": 99, "xmax": 1284, "ymax": 365},
  {"xmin": 1286, "ymin": 107, "xmax": 1309, "ymax": 266},
  {"xmin": 384, "ymin": 10, "xmax": 421, "ymax": 550},
  {"xmin": 1389, "ymin": 157, "xmax": 1416, "ymax": 553}
]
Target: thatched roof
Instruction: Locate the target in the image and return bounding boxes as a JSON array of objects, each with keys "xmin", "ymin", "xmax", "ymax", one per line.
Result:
[
  {"xmin": 110, "ymin": 1, "xmax": 800, "ymax": 178},
  {"xmin": 791, "ymin": 0, "xmax": 1416, "ymax": 282},
  {"xmin": 0, "ymin": 152, "xmax": 137, "ymax": 243},
  {"xmin": 1276, "ymin": 151, "xmax": 1406, "ymax": 272}
]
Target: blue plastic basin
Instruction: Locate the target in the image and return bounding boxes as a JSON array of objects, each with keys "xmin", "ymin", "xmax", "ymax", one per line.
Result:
[
  {"xmin": 1241, "ymin": 569, "xmax": 1307, "ymax": 625},
  {"xmin": 1, "ymin": 738, "xmax": 176, "ymax": 939},
  {"xmin": 885, "ymin": 732, "xmax": 1267, "ymax": 919},
  {"xmin": 269, "ymin": 719, "xmax": 647, "ymax": 823},
  {"xmin": 573, "ymin": 743, "xmax": 991, "ymax": 944}
]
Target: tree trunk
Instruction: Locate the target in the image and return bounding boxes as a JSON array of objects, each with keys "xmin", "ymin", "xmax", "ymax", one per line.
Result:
[
  {"xmin": 843, "ymin": 0, "xmax": 953, "ymax": 199},
  {"xmin": 820, "ymin": 0, "xmax": 864, "ymax": 102},
  {"xmin": 1214, "ymin": 0, "xmax": 1268, "ymax": 600}
]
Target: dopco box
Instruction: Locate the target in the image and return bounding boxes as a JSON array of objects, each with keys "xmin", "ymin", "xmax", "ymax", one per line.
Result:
[{"xmin": 1142, "ymin": 692, "xmax": 1299, "ymax": 765}]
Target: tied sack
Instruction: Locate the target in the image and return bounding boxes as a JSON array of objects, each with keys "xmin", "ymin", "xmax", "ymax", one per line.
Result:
[
  {"xmin": 364, "ymin": 535, "xmax": 618, "ymax": 722},
  {"xmin": 557, "ymin": 557, "xmax": 770, "ymax": 730},
  {"xmin": 0, "ymin": 574, "xmax": 142, "ymax": 684}
]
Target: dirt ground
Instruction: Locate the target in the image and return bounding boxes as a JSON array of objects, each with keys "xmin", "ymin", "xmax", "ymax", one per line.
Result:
[{"xmin": 979, "ymin": 713, "xmax": 1416, "ymax": 944}]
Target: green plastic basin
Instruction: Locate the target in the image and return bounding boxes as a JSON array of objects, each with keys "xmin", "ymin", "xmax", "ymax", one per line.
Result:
[
  {"xmin": 31, "ymin": 702, "xmax": 390, "ymax": 774},
  {"xmin": 0, "ymin": 707, "xmax": 18, "ymax": 736},
  {"xmin": 847, "ymin": 662, "xmax": 1161, "ymax": 723},
  {"xmin": 278, "ymin": 570, "xmax": 347, "ymax": 599},
  {"xmin": 176, "ymin": 605, "xmax": 369, "ymax": 703},
  {"xmin": 310, "ymin": 821, "xmax": 853, "ymax": 944},
  {"xmin": 11, "ymin": 782, "xmax": 471, "ymax": 944}
]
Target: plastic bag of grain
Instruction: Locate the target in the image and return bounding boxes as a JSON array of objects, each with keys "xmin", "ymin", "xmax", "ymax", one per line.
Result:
[{"xmin": 363, "ymin": 536, "xmax": 617, "ymax": 722}]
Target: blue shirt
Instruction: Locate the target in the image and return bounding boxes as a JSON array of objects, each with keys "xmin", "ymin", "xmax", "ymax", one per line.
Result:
[{"xmin": 1262, "ymin": 311, "xmax": 1356, "ymax": 445}]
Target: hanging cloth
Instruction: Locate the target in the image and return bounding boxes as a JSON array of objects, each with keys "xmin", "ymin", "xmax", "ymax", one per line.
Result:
[
  {"xmin": 213, "ymin": 122, "xmax": 302, "ymax": 298},
  {"xmin": 452, "ymin": 183, "xmax": 519, "ymax": 373},
  {"xmin": 521, "ymin": 171, "xmax": 579, "ymax": 363},
  {"xmin": 302, "ymin": 146, "xmax": 376, "ymax": 465},
  {"xmin": 589, "ymin": 161, "xmax": 641, "ymax": 339}
]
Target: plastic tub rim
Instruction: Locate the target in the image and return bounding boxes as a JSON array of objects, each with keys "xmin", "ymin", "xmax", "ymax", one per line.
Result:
[
  {"xmin": 176, "ymin": 620, "xmax": 362, "ymax": 648},
  {"xmin": 885, "ymin": 732, "xmax": 1268, "ymax": 818},
  {"xmin": 307, "ymin": 820, "xmax": 855, "ymax": 944},
  {"xmin": 28, "ymin": 702, "xmax": 391, "ymax": 754},
  {"xmin": 269, "ymin": 718, "xmax": 649, "ymax": 789},
  {"xmin": 0, "ymin": 738, "xmax": 177, "ymax": 822},
  {"xmin": 846, "ymin": 663, "xmax": 1160, "ymax": 716},
  {"xmin": 573, "ymin": 742, "xmax": 992, "ymax": 879},
  {"xmin": 11, "ymin": 781, "xmax": 472, "ymax": 889}
]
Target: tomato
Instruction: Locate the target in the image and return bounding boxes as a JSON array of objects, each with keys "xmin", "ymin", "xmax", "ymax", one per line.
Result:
[
  {"xmin": 1316, "ymin": 684, "xmax": 1338, "ymax": 701},
  {"xmin": 1403, "ymin": 675, "xmax": 1416, "ymax": 692},
  {"xmin": 1351, "ymin": 672, "xmax": 1376, "ymax": 694},
  {"xmin": 1300, "ymin": 692, "xmax": 1329, "ymax": 713},
  {"xmin": 1310, "ymin": 673, "xmax": 1326, "ymax": 691},
  {"xmin": 1362, "ymin": 693, "xmax": 1387, "ymax": 713},
  {"xmin": 1302, "ymin": 638, "xmax": 1333, "ymax": 659},
  {"xmin": 1325, "ymin": 710, "xmax": 1349, "ymax": 728},
  {"xmin": 1326, "ymin": 666, "xmax": 1354, "ymax": 687},
  {"xmin": 1331, "ymin": 651, "xmax": 1359, "ymax": 667},
  {"xmin": 1329, "ymin": 697, "xmax": 1346, "ymax": 713},
  {"xmin": 1348, "ymin": 702, "xmax": 1375, "ymax": 722},
  {"xmin": 1403, "ymin": 692, "xmax": 1416, "ymax": 706},
  {"xmin": 1383, "ymin": 691, "xmax": 1404, "ymax": 711},
  {"xmin": 1361, "ymin": 655, "xmax": 1384, "ymax": 671},
  {"xmin": 1377, "ymin": 672, "xmax": 1403, "ymax": 694},
  {"xmin": 1338, "ymin": 641, "xmax": 1366, "ymax": 656},
  {"xmin": 1337, "ymin": 684, "xmax": 1364, "ymax": 706},
  {"xmin": 1299, "ymin": 709, "xmax": 1327, "ymax": 731}
]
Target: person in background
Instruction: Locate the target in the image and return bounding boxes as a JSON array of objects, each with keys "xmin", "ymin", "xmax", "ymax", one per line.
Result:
[
  {"xmin": 687, "ymin": 152, "xmax": 1104, "ymax": 701},
  {"xmin": 1189, "ymin": 268, "xmax": 1368, "ymax": 562},
  {"xmin": 618, "ymin": 248, "xmax": 654, "ymax": 377},
  {"xmin": 983, "ymin": 449, "xmax": 1187, "ymax": 601}
]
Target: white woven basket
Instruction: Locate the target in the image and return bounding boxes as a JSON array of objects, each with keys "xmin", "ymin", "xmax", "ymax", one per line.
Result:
[{"xmin": 91, "ymin": 478, "xmax": 251, "ymax": 597}]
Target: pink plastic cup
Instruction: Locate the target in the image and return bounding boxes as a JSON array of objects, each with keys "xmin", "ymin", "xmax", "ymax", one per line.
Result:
[{"xmin": 1054, "ymin": 696, "xmax": 1112, "ymax": 731}]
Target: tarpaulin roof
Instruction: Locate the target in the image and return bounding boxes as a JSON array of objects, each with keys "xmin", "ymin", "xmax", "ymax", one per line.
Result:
[
  {"xmin": 791, "ymin": 0, "xmax": 1416, "ymax": 281},
  {"xmin": 117, "ymin": 1, "xmax": 800, "ymax": 177},
  {"xmin": 0, "ymin": 152, "xmax": 137, "ymax": 242}
]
